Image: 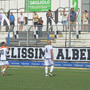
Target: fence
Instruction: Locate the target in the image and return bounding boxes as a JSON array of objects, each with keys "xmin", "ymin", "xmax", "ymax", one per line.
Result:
[
  {"xmin": 0, "ymin": 24, "xmax": 90, "ymax": 47},
  {"xmin": 0, "ymin": 24, "xmax": 90, "ymax": 32}
]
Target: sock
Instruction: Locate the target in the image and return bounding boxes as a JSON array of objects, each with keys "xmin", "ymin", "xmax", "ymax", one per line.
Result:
[
  {"xmin": 45, "ymin": 67, "xmax": 48, "ymax": 75},
  {"xmin": 50, "ymin": 65, "xmax": 54, "ymax": 73},
  {"xmin": 3, "ymin": 68, "xmax": 6, "ymax": 72}
]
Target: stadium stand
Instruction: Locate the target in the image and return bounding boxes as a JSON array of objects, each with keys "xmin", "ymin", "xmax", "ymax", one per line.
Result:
[
  {"xmin": 0, "ymin": 0, "xmax": 89, "ymax": 48},
  {"xmin": 52, "ymin": 32, "xmax": 90, "ymax": 47},
  {"xmin": 1, "ymin": 29, "xmax": 89, "ymax": 47},
  {"xmin": 6, "ymin": 30, "xmax": 55, "ymax": 47}
]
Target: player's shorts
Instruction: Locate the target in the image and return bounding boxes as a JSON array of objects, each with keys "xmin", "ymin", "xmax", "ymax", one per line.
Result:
[
  {"xmin": 44, "ymin": 58, "xmax": 54, "ymax": 66},
  {"xmin": 0, "ymin": 61, "xmax": 9, "ymax": 66}
]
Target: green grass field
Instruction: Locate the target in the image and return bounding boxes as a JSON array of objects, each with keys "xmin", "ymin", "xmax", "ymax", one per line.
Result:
[{"xmin": 0, "ymin": 66, "xmax": 90, "ymax": 90}]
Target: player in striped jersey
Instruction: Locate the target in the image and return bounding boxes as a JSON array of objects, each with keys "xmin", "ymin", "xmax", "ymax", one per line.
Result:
[{"xmin": 0, "ymin": 42, "xmax": 9, "ymax": 76}]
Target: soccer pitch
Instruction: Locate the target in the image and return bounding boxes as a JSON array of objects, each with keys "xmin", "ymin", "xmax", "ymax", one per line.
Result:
[{"xmin": 0, "ymin": 66, "xmax": 90, "ymax": 90}]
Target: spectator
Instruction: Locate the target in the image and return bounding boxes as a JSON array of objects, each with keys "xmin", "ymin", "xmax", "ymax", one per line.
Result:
[
  {"xmin": 38, "ymin": 17, "xmax": 43, "ymax": 37},
  {"xmin": 33, "ymin": 11, "xmax": 38, "ymax": 30},
  {"xmin": 70, "ymin": 8, "xmax": 77, "ymax": 31},
  {"xmin": 81, "ymin": 10, "xmax": 88, "ymax": 31},
  {"xmin": 9, "ymin": 12, "xmax": 15, "ymax": 31},
  {"xmin": 0, "ymin": 14, "xmax": 3, "ymax": 30},
  {"xmin": 18, "ymin": 12, "xmax": 25, "ymax": 31},
  {"xmin": 46, "ymin": 10, "xmax": 53, "ymax": 31},
  {"xmin": 61, "ymin": 8, "xmax": 68, "ymax": 31}
]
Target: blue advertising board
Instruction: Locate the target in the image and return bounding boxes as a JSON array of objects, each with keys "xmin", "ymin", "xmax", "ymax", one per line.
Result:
[{"xmin": 9, "ymin": 61, "xmax": 90, "ymax": 68}]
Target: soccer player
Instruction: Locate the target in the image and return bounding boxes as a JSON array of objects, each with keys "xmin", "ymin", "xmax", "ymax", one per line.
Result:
[
  {"xmin": 0, "ymin": 42, "xmax": 9, "ymax": 76},
  {"xmin": 44, "ymin": 40, "xmax": 54, "ymax": 77}
]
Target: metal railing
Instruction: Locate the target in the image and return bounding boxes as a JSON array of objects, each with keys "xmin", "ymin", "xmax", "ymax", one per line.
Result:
[
  {"xmin": 0, "ymin": 24, "xmax": 90, "ymax": 32},
  {"xmin": 0, "ymin": 24, "xmax": 90, "ymax": 47}
]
